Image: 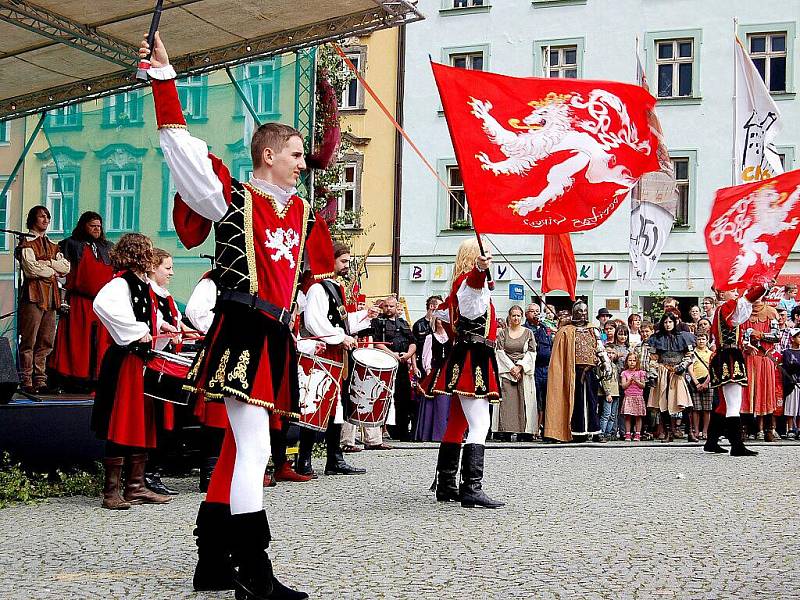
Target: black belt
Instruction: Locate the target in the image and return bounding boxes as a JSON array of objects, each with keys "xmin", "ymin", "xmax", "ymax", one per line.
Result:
[
  {"xmin": 220, "ymin": 290, "xmax": 292, "ymax": 328},
  {"xmin": 457, "ymin": 332, "xmax": 496, "ymax": 349}
]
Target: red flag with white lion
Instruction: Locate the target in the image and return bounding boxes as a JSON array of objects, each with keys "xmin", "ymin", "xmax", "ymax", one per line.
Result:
[
  {"xmin": 705, "ymin": 169, "xmax": 800, "ymax": 291},
  {"xmin": 431, "ymin": 62, "xmax": 660, "ymax": 234}
]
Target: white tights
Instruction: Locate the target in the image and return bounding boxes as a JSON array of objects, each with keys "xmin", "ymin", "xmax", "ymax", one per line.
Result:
[
  {"xmin": 460, "ymin": 395, "xmax": 491, "ymax": 445},
  {"xmin": 722, "ymin": 384, "xmax": 743, "ymax": 417},
  {"xmin": 225, "ymin": 397, "xmax": 271, "ymax": 515}
]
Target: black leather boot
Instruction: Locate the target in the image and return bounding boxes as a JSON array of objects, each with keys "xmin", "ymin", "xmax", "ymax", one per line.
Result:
[
  {"xmin": 703, "ymin": 411, "xmax": 728, "ymax": 454},
  {"xmin": 145, "ymin": 470, "xmax": 179, "ymax": 495},
  {"xmin": 459, "ymin": 444, "xmax": 505, "ymax": 509},
  {"xmin": 230, "ymin": 511, "xmax": 308, "ymax": 600},
  {"xmin": 324, "ymin": 422, "xmax": 366, "ymax": 475},
  {"xmin": 193, "ymin": 501, "xmax": 234, "ymax": 591},
  {"xmin": 295, "ymin": 428, "xmax": 317, "ymax": 478},
  {"xmin": 430, "ymin": 442, "xmax": 460, "ymax": 502},
  {"xmin": 727, "ymin": 416, "xmax": 758, "ymax": 456},
  {"xmin": 200, "ymin": 456, "xmax": 218, "ymax": 493}
]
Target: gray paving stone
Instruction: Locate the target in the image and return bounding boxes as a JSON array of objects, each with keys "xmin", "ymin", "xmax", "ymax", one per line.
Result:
[{"xmin": 0, "ymin": 445, "xmax": 798, "ymax": 599}]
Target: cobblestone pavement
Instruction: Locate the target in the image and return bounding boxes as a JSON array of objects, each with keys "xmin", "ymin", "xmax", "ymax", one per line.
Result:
[{"xmin": 2, "ymin": 442, "xmax": 799, "ymax": 600}]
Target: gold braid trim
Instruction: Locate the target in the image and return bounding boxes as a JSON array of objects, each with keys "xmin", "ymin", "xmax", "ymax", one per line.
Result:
[
  {"xmin": 158, "ymin": 123, "xmax": 187, "ymax": 129},
  {"xmin": 243, "ymin": 188, "xmax": 259, "ymax": 296},
  {"xmin": 182, "ymin": 383, "xmax": 301, "ymax": 419}
]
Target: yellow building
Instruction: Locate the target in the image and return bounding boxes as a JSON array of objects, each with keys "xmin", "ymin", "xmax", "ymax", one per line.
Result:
[
  {"xmin": 337, "ymin": 28, "xmax": 401, "ymax": 302},
  {"xmin": 0, "ymin": 118, "xmax": 27, "ymax": 320}
]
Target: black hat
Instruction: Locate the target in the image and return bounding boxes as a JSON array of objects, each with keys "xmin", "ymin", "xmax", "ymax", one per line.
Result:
[{"xmin": 596, "ymin": 308, "xmax": 613, "ymax": 318}]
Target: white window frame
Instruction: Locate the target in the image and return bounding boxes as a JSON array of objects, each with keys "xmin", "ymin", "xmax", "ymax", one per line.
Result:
[
  {"xmin": 645, "ymin": 29, "xmax": 703, "ymax": 104},
  {"xmin": 244, "ymin": 60, "xmax": 279, "ymax": 117},
  {"xmin": 48, "ymin": 105, "xmax": 81, "ymax": 128},
  {"xmin": 44, "ymin": 172, "xmax": 76, "ymax": 235},
  {"xmin": 739, "ymin": 22, "xmax": 796, "ymax": 97},
  {"xmin": 105, "ymin": 91, "xmax": 142, "ymax": 125},
  {"xmin": 655, "ymin": 39, "xmax": 695, "ymax": 99},
  {"xmin": 105, "ymin": 170, "xmax": 138, "ymax": 232},
  {"xmin": 747, "ymin": 32, "xmax": 788, "ymax": 93},
  {"xmin": 176, "ymin": 75, "xmax": 207, "ymax": 120},
  {"xmin": 668, "ymin": 149, "xmax": 698, "ymax": 232},
  {"xmin": 446, "ymin": 165, "xmax": 472, "ymax": 229},
  {"xmin": 340, "ymin": 47, "xmax": 367, "ymax": 111},
  {"xmin": 545, "ymin": 45, "xmax": 579, "ymax": 79},
  {"xmin": 533, "ymin": 37, "xmax": 585, "ymax": 79},
  {"xmin": 332, "ymin": 155, "xmax": 363, "ymax": 229},
  {"xmin": 0, "ymin": 121, "xmax": 10, "ymax": 145}
]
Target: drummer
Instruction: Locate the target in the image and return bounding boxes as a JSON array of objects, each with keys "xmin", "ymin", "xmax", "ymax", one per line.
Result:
[
  {"xmin": 91, "ymin": 233, "xmax": 176, "ymax": 509},
  {"xmin": 295, "ymin": 240, "xmax": 378, "ymax": 477},
  {"xmin": 145, "ymin": 248, "xmax": 196, "ymax": 497}
]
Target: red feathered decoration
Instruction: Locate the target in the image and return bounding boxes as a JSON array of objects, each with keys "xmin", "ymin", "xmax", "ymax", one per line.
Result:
[{"xmin": 306, "ymin": 71, "xmax": 341, "ymax": 170}]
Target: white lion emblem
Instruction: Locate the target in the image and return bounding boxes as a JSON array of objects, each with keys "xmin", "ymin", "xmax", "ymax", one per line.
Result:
[
  {"xmin": 297, "ymin": 365, "xmax": 335, "ymax": 416},
  {"xmin": 350, "ymin": 369, "xmax": 387, "ymax": 414},
  {"xmin": 468, "ymin": 90, "xmax": 652, "ymax": 215},
  {"xmin": 264, "ymin": 227, "xmax": 300, "ymax": 268},
  {"xmin": 708, "ymin": 183, "xmax": 800, "ymax": 281}
]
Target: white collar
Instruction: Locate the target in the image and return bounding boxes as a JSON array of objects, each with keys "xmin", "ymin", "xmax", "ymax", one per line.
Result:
[
  {"xmin": 149, "ymin": 280, "xmax": 170, "ymax": 298},
  {"xmin": 249, "ymin": 177, "xmax": 296, "ymax": 208}
]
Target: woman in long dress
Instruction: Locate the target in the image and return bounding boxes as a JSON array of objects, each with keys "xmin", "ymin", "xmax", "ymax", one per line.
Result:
[
  {"xmin": 415, "ymin": 317, "xmax": 452, "ymax": 442},
  {"xmin": 495, "ymin": 305, "xmax": 537, "ymax": 440}
]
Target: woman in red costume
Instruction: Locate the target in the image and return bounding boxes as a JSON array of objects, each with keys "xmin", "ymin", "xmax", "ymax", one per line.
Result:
[{"xmin": 425, "ymin": 238, "xmax": 504, "ymax": 509}]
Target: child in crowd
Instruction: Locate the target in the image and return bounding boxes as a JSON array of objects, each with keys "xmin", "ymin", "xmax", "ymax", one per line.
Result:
[
  {"xmin": 599, "ymin": 321, "xmax": 621, "ymax": 441},
  {"xmin": 639, "ymin": 320, "xmax": 656, "ymax": 440},
  {"xmin": 621, "ymin": 352, "xmax": 647, "ymax": 441},
  {"xmin": 689, "ymin": 332, "xmax": 713, "ymax": 440}
]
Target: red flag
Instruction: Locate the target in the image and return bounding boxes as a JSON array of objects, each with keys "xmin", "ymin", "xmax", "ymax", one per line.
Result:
[
  {"xmin": 432, "ymin": 62, "xmax": 659, "ymax": 234},
  {"xmin": 542, "ymin": 233, "xmax": 577, "ymax": 299},
  {"xmin": 705, "ymin": 169, "xmax": 800, "ymax": 290}
]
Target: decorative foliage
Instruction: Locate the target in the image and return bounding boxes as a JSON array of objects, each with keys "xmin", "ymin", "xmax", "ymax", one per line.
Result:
[{"xmin": 0, "ymin": 452, "xmax": 102, "ymax": 508}]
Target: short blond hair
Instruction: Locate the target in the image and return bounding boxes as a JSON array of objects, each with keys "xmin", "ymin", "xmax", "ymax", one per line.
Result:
[{"xmin": 251, "ymin": 123, "xmax": 303, "ymax": 169}]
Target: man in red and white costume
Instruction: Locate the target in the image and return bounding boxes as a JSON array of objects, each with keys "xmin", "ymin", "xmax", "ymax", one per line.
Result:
[
  {"xmin": 295, "ymin": 240, "xmax": 376, "ymax": 476},
  {"xmin": 424, "ymin": 238, "xmax": 504, "ymax": 509},
  {"xmin": 705, "ymin": 283, "xmax": 769, "ymax": 457},
  {"xmin": 141, "ymin": 32, "xmax": 310, "ymax": 600}
]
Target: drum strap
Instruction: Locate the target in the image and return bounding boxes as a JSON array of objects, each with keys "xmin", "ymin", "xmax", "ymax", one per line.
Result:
[{"xmin": 219, "ymin": 289, "xmax": 292, "ymax": 327}]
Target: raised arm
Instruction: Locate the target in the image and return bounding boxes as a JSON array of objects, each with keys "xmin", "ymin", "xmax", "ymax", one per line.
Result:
[{"xmin": 141, "ymin": 32, "xmax": 229, "ymax": 222}]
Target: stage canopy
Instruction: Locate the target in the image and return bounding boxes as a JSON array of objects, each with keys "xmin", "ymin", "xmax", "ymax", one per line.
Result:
[{"xmin": 0, "ymin": 0, "xmax": 422, "ymax": 120}]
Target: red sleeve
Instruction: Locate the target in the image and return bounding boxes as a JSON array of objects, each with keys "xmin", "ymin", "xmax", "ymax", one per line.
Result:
[
  {"xmin": 744, "ymin": 285, "xmax": 767, "ymax": 302},
  {"xmin": 172, "ymin": 153, "xmax": 232, "ymax": 249},
  {"xmin": 151, "ymin": 78, "xmax": 187, "ymax": 129},
  {"xmin": 717, "ymin": 300, "xmax": 736, "ymax": 328},
  {"xmin": 464, "ymin": 266, "xmax": 488, "ymax": 290}
]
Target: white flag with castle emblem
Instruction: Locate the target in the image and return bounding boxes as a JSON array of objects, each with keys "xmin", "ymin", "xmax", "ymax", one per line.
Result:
[{"xmin": 735, "ymin": 36, "xmax": 783, "ymax": 184}]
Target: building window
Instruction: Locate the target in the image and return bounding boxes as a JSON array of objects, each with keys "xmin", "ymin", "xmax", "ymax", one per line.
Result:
[
  {"xmin": 748, "ymin": 32, "xmax": 787, "ymax": 93},
  {"xmin": 453, "ymin": 0, "xmax": 484, "ymax": 7},
  {"xmin": 47, "ymin": 105, "xmax": 81, "ymax": 129},
  {"xmin": 545, "ymin": 45, "xmax": 578, "ymax": 78},
  {"xmin": 672, "ymin": 157, "xmax": 690, "ymax": 227},
  {"xmin": 333, "ymin": 155, "xmax": 363, "ymax": 228},
  {"xmin": 0, "ymin": 121, "xmax": 10, "ymax": 144},
  {"xmin": 44, "ymin": 172, "xmax": 77, "ymax": 235},
  {"xmin": 656, "ymin": 39, "xmax": 694, "ymax": 98},
  {"xmin": 243, "ymin": 60, "xmax": 280, "ymax": 117},
  {"xmin": 533, "ymin": 38, "xmax": 584, "ymax": 79},
  {"xmin": 341, "ymin": 48, "xmax": 366, "ymax": 110},
  {"xmin": 177, "ymin": 75, "xmax": 208, "ymax": 120},
  {"xmin": 103, "ymin": 91, "xmax": 143, "ymax": 126},
  {"xmin": 450, "ymin": 51, "xmax": 484, "ymax": 71},
  {"xmin": 105, "ymin": 170, "xmax": 138, "ymax": 232},
  {"xmin": 447, "ymin": 166, "xmax": 471, "ymax": 229}
]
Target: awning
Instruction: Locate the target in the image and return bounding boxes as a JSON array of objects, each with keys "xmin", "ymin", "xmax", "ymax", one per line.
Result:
[{"xmin": 0, "ymin": 0, "xmax": 423, "ymax": 120}]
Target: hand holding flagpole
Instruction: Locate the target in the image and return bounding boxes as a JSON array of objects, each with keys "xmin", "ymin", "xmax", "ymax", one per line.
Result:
[{"xmin": 136, "ymin": 0, "xmax": 164, "ymax": 81}]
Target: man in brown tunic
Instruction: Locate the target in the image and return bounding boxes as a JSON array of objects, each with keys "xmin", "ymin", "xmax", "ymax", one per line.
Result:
[{"xmin": 16, "ymin": 205, "xmax": 70, "ymax": 393}]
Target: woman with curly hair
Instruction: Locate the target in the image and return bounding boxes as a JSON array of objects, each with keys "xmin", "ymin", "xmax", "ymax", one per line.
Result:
[{"xmin": 91, "ymin": 233, "xmax": 177, "ymax": 509}]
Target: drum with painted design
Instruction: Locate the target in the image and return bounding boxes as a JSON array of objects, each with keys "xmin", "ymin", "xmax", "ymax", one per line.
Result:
[
  {"xmin": 347, "ymin": 347, "xmax": 398, "ymax": 426},
  {"xmin": 297, "ymin": 352, "xmax": 344, "ymax": 431}
]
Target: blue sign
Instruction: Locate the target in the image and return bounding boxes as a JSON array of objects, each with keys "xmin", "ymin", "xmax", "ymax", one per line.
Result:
[{"xmin": 508, "ymin": 283, "xmax": 524, "ymax": 301}]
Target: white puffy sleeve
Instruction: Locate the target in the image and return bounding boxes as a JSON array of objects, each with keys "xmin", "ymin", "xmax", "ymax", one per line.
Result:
[
  {"xmin": 185, "ymin": 278, "xmax": 217, "ymax": 334},
  {"xmin": 456, "ymin": 279, "xmax": 490, "ymax": 320},
  {"xmin": 93, "ymin": 278, "xmax": 149, "ymax": 346},
  {"xmin": 304, "ymin": 283, "xmax": 345, "ymax": 345}
]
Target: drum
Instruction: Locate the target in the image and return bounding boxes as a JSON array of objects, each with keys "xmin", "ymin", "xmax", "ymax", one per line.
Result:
[
  {"xmin": 297, "ymin": 352, "xmax": 344, "ymax": 431},
  {"xmin": 143, "ymin": 350, "xmax": 194, "ymax": 406},
  {"xmin": 347, "ymin": 347, "xmax": 398, "ymax": 426}
]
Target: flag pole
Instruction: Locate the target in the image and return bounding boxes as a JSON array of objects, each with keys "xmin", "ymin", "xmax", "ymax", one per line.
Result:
[
  {"xmin": 627, "ymin": 36, "xmax": 640, "ymax": 317},
  {"xmin": 732, "ymin": 16, "xmax": 739, "ymax": 186}
]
